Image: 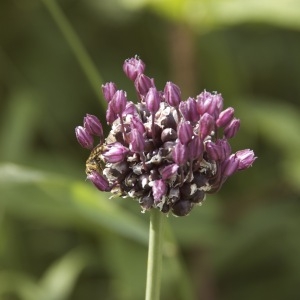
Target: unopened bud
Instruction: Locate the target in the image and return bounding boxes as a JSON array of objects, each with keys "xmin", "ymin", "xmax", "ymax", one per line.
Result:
[
  {"xmin": 235, "ymin": 149, "xmax": 257, "ymax": 170},
  {"xmin": 102, "ymin": 142, "xmax": 129, "ymax": 163},
  {"xmin": 179, "ymin": 97, "xmax": 199, "ymax": 122},
  {"xmin": 188, "ymin": 136, "xmax": 203, "ymax": 160},
  {"xmin": 222, "ymin": 155, "xmax": 239, "ymax": 176},
  {"xmin": 75, "ymin": 126, "xmax": 94, "ymax": 149},
  {"xmin": 216, "ymin": 107, "xmax": 234, "ymax": 128},
  {"xmin": 164, "ymin": 81, "xmax": 181, "ymax": 107},
  {"xmin": 145, "ymin": 87, "xmax": 160, "ymax": 114},
  {"xmin": 172, "ymin": 142, "xmax": 188, "ymax": 166},
  {"xmin": 224, "ymin": 118, "xmax": 240, "ymax": 139},
  {"xmin": 178, "ymin": 121, "xmax": 193, "ymax": 144},
  {"xmin": 199, "ymin": 113, "xmax": 214, "ymax": 139},
  {"xmin": 84, "ymin": 114, "xmax": 103, "ymax": 137},
  {"xmin": 87, "ymin": 171, "xmax": 110, "ymax": 191},
  {"xmin": 102, "ymin": 82, "xmax": 117, "ymax": 103},
  {"xmin": 110, "ymin": 90, "xmax": 127, "ymax": 115},
  {"xmin": 123, "ymin": 56, "xmax": 146, "ymax": 81},
  {"xmin": 129, "ymin": 129, "xmax": 145, "ymax": 153},
  {"xmin": 160, "ymin": 163, "xmax": 179, "ymax": 180},
  {"xmin": 152, "ymin": 179, "xmax": 167, "ymax": 202},
  {"xmin": 135, "ymin": 74, "xmax": 155, "ymax": 97}
]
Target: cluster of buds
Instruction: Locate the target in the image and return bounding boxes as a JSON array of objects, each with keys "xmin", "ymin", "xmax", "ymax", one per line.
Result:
[{"xmin": 75, "ymin": 56, "xmax": 256, "ymax": 216}]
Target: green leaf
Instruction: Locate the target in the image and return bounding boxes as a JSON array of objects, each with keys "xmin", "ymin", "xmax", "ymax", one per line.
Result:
[
  {"xmin": 71, "ymin": 182, "xmax": 149, "ymax": 244},
  {"xmin": 118, "ymin": 0, "xmax": 300, "ymax": 31},
  {"xmin": 0, "ymin": 271, "xmax": 46, "ymax": 300},
  {"xmin": 39, "ymin": 247, "xmax": 92, "ymax": 300},
  {"xmin": 0, "ymin": 163, "xmax": 148, "ymax": 244}
]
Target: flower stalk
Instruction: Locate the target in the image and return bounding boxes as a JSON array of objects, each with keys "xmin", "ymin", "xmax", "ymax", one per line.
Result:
[{"xmin": 145, "ymin": 209, "xmax": 165, "ymax": 300}]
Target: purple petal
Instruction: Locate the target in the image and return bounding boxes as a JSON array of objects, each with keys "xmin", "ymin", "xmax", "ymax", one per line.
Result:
[
  {"xmin": 235, "ymin": 149, "xmax": 257, "ymax": 170},
  {"xmin": 152, "ymin": 179, "xmax": 167, "ymax": 202},
  {"xmin": 224, "ymin": 118, "xmax": 240, "ymax": 139},
  {"xmin": 129, "ymin": 129, "xmax": 145, "ymax": 153},
  {"xmin": 216, "ymin": 107, "xmax": 234, "ymax": 128},
  {"xmin": 102, "ymin": 142, "xmax": 129, "ymax": 163},
  {"xmin": 84, "ymin": 114, "xmax": 103, "ymax": 137},
  {"xmin": 221, "ymin": 155, "xmax": 239, "ymax": 177},
  {"xmin": 145, "ymin": 87, "xmax": 160, "ymax": 113},
  {"xmin": 102, "ymin": 82, "xmax": 117, "ymax": 103},
  {"xmin": 110, "ymin": 90, "xmax": 127, "ymax": 115},
  {"xmin": 123, "ymin": 56, "xmax": 146, "ymax": 81},
  {"xmin": 160, "ymin": 163, "xmax": 179, "ymax": 180},
  {"xmin": 178, "ymin": 121, "xmax": 193, "ymax": 144},
  {"xmin": 188, "ymin": 136, "xmax": 203, "ymax": 160},
  {"xmin": 172, "ymin": 142, "xmax": 188, "ymax": 166},
  {"xmin": 75, "ymin": 126, "xmax": 94, "ymax": 149},
  {"xmin": 87, "ymin": 171, "xmax": 110, "ymax": 191},
  {"xmin": 134, "ymin": 74, "xmax": 155, "ymax": 97},
  {"xmin": 199, "ymin": 113, "xmax": 214, "ymax": 139},
  {"xmin": 164, "ymin": 81, "xmax": 181, "ymax": 107}
]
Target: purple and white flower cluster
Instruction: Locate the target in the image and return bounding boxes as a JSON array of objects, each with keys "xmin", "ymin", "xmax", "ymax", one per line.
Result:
[{"xmin": 75, "ymin": 56, "xmax": 256, "ymax": 216}]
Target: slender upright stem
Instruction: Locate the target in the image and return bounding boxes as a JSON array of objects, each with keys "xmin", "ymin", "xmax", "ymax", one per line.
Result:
[
  {"xmin": 41, "ymin": 0, "xmax": 103, "ymax": 102},
  {"xmin": 145, "ymin": 209, "xmax": 165, "ymax": 300}
]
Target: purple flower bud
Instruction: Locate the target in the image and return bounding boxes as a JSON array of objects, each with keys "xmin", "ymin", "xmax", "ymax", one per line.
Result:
[
  {"xmin": 164, "ymin": 81, "xmax": 181, "ymax": 107},
  {"xmin": 216, "ymin": 107, "xmax": 234, "ymax": 128},
  {"xmin": 178, "ymin": 121, "xmax": 193, "ymax": 144},
  {"xmin": 145, "ymin": 87, "xmax": 160, "ymax": 114},
  {"xmin": 199, "ymin": 113, "xmax": 214, "ymax": 139},
  {"xmin": 196, "ymin": 91, "xmax": 223, "ymax": 118},
  {"xmin": 75, "ymin": 126, "xmax": 94, "ymax": 149},
  {"xmin": 216, "ymin": 139, "xmax": 231, "ymax": 160},
  {"xmin": 159, "ymin": 163, "xmax": 179, "ymax": 180},
  {"xmin": 224, "ymin": 118, "xmax": 240, "ymax": 139},
  {"xmin": 152, "ymin": 179, "xmax": 167, "ymax": 202},
  {"xmin": 84, "ymin": 114, "xmax": 103, "ymax": 137},
  {"xmin": 172, "ymin": 142, "xmax": 188, "ymax": 166},
  {"xmin": 235, "ymin": 149, "xmax": 257, "ymax": 170},
  {"xmin": 179, "ymin": 97, "xmax": 199, "ymax": 122},
  {"xmin": 123, "ymin": 101, "xmax": 137, "ymax": 116},
  {"xmin": 206, "ymin": 141, "xmax": 222, "ymax": 161},
  {"xmin": 101, "ymin": 82, "xmax": 117, "ymax": 103},
  {"xmin": 106, "ymin": 103, "xmax": 118, "ymax": 124},
  {"xmin": 110, "ymin": 90, "xmax": 127, "ymax": 115},
  {"xmin": 196, "ymin": 91, "xmax": 214, "ymax": 115},
  {"xmin": 179, "ymin": 101, "xmax": 189, "ymax": 119},
  {"xmin": 131, "ymin": 116, "xmax": 146, "ymax": 133},
  {"xmin": 102, "ymin": 142, "xmax": 129, "ymax": 163},
  {"xmin": 123, "ymin": 56, "xmax": 146, "ymax": 81},
  {"xmin": 129, "ymin": 129, "xmax": 145, "ymax": 153},
  {"xmin": 87, "ymin": 171, "xmax": 110, "ymax": 191},
  {"xmin": 214, "ymin": 93, "xmax": 224, "ymax": 116},
  {"xmin": 187, "ymin": 136, "xmax": 203, "ymax": 160},
  {"xmin": 134, "ymin": 74, "xmax": 155, "ymax": 97},
  {"xmin": 222, "ymin": 155, "xmax": 239, "ymax": 177}
]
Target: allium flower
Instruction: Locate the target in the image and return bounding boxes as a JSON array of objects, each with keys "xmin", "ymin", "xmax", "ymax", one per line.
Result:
[{"xmin": 76, "ymin": 57, "xmax": 257, "ymax": 216}]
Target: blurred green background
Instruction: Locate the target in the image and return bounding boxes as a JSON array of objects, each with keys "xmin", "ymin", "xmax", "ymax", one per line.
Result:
[{"xmin": 1, "ymin": 0, "xmax": 300, "ymax": 299}]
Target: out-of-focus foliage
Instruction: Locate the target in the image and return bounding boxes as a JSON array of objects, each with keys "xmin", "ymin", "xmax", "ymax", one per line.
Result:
[
  {"xmin": 1, "ymin": 0, "xmax": 300, "ymax": 299},
  {"xmin": 94, "ymin": 0, "xmax": 300, "ymax": 31}
]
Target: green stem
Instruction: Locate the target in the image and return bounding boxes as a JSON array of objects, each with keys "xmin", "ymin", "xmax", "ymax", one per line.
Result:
[
  {"xmin": 145, "ymin": 209, "xmax": 165, "ymax": 300},
  {"xmin": 41, "ymin": 0, "xmax": 103, "ymax": 102}
]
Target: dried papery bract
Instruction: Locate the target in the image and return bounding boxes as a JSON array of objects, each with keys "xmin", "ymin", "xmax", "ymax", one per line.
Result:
[{"xmin": 76, "ymin": 57, "xmax": 256, "ymax": 216}]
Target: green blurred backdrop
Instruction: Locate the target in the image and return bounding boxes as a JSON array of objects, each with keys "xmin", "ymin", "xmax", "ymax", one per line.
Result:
[{"xmin": 1, "ymin": 0, "xmax": 300, "ymax": 299}]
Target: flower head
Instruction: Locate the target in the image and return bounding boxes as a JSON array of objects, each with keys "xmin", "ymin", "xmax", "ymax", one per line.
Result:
[{"xmin": 76, "ymin": 57, "xmax": 257, "ymax": 216}]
